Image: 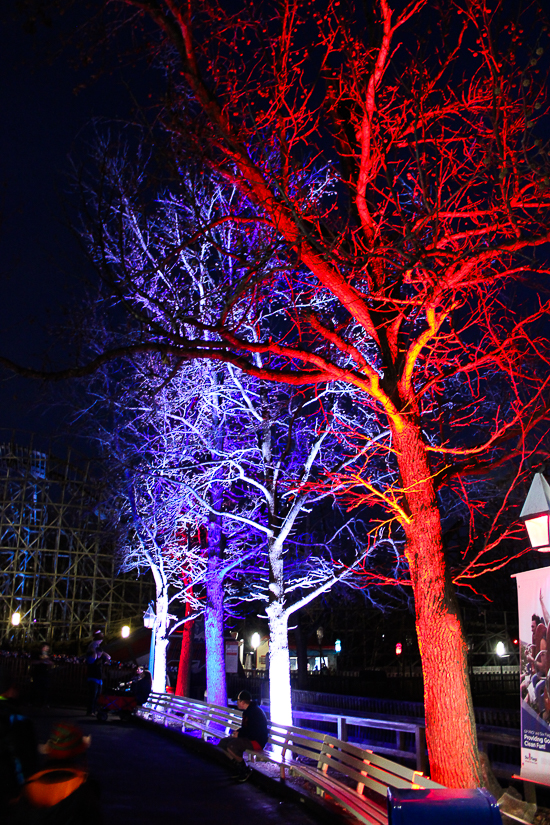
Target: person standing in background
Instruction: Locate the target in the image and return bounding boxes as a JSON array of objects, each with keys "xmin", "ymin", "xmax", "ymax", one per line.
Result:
[{"xmin": 85, "ymin": 631, "xmax": 111, "ymax": 716}]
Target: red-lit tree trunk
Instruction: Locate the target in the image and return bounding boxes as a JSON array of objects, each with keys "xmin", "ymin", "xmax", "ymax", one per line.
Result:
[
  {"xmin": 176, "ymin": 597, "xmax": 194, "ymax": 697},
  {"xmin": 394, "ymin": 419, "xmax": 481, "ymax": 786}
]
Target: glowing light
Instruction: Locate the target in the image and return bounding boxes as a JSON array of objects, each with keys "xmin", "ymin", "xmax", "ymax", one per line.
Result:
[
  {"xmin": 143, "ymin": 603, "xmax": 156, "ymax": 629},
  {"xmin": 121, "ymin": 625, "xmax": 130, "ymax": 638},
  {"xmin": 513, "ymin": 639, "xmax": 518, "ymax": 645},
  {"xmin": 525, "ymin": 515, "xmax": 550, "ymax": 551},
  {"xmin": 251, "ymin": 632, "xmax": 261, "ymax": 649},
  {"xmin": 496, "ymin": 641, "xmax": 506, "ymax": 657},
  {"xmin": 335, "ymin": 639, "xmax": 341, "ymax": 653},
  {"xmin": 11, "ymin": 612, "xmax": 20, "ymax": 626},
  {"xmin": 520, "ymin": 474, "xmax": 550, "ymax": 550},
  {"xmin": 396, "ymin": 642, "xmax": 402, "ymax": 656}
]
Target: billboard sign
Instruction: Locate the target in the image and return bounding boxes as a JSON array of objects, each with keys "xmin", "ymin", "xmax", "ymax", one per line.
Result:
[{"xmin": 515, "ymin": 567, "xmax": 550, "ymax": 782}]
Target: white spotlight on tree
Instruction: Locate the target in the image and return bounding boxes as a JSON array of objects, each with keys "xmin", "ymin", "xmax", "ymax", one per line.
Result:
[
  {"xmin": 121, "ymin": 625, "xmax": 130, "ymax": 638},
  {"xmin": 251, "ymin": 632, "xmax": 261, "ymax": 650},
  {"xmin": 11, "ymin": 612, "xmax": 20, "ymax": 626}
]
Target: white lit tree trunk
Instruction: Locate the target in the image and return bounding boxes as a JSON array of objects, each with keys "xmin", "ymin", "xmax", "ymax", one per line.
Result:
[
  {"xmin": 266, "ymin": 536, "xmax": 292, "ymax": 726},
  {"xmin": 151, "ymin": 571, "xmax": 170, "ymax": 694}
]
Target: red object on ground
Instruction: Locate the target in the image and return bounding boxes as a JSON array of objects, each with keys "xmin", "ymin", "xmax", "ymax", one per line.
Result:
[{"xmin": 97, "ymin": 694, "xmax": 137, "ymax": 712}]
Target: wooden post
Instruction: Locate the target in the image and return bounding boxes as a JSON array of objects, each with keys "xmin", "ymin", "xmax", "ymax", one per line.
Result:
[
  {"xmin": 337, "ymin": 716, "xmax": 348, "ymax": 742},
  {"xmin": 415, "ymin": 726, "xmax": 428, "ymax": 774}
]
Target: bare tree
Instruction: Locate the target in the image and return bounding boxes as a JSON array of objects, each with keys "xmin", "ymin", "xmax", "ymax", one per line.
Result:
[
  {"xmin": 70, "ymin": 143, "xmax": 373, "ymax": 717},
  {"xmin": 4, "ymin": 0, "xmax": 550, "ymax": 784}
]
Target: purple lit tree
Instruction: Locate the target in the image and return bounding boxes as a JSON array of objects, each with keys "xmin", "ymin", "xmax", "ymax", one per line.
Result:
[
  {"xmin": 71, "ymin": 142, "xmax": 372, "ymax": 717},
  {"xmin": 176, "ymin": 364, "xmax": 373, "ymax": 725},
  {"xmin": 77, "ymin": 340, "xmax": 260, "ymax": 701}
]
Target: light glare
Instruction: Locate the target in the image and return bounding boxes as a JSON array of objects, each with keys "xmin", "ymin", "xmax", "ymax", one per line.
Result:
[
  {"xmin": 525, "ymin": 515, "xmax": 550, "ymax": 549},
  {"xmin": 11, "ymin": 612, "xmax": 20, "ymax": 626},
  {"xmin": 121, "ymin": 625, "xmax": 130, "ymax": 638}
]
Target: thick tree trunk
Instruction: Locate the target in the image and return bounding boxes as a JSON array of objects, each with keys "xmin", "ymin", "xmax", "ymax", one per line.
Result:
[
  {"xmin": 152, "ymin": 586, "xmax": 170, "ymax": 694},
  {"xmin": 266, "ymin": 536, "xmax": 293, "ymax": 726},
  {"xmin": 176, "ymin": 612, "xmax": 194, "ymax": 697},
  {"xmin": 394, "ymin": 420, "xmax": 482, "ymax": 787},
  {"xmin": 205, "ymin": 556, "xmax": 227, "ymax": 705},
  {"xmin": 266, "ymin": 604, "xmax": 293, "ymax": 727}
]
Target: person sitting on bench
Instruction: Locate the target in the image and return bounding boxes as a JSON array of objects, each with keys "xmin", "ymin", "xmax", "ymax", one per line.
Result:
[
  {"xmin": 219, "ymin": 690, "xmax": 268, "ymax": 783},
  {"xmin": 113, "ymin": 667, "xmax": 152, "ymax": 705}
]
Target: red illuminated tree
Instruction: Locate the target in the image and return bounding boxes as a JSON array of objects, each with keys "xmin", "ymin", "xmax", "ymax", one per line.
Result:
[{"xmin": 5, "ymin": 0, "xmax": 550, "ymax": 787}]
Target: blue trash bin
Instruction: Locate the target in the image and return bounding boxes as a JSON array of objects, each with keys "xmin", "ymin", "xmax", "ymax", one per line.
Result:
[{"xmin": 387, "ymin": 788, "xmax": 502, "ymax": 825}]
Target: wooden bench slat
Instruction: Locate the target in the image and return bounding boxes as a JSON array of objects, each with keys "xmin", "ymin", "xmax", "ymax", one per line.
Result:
[
  {"xmin": 293, "ymin": 764, "xmax": 388, "ymax": 825},
  {"xmin": 322, "ymin": 735, "xmax": 443, "ymax": 789}
]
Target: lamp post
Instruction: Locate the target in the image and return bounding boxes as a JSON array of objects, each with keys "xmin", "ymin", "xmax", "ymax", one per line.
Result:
[
  {"xmin": 316, "ymin": 626, "xmax": 324, "ymax": 672},
  {"xmin": 520, "ymin": 472, "xmax": 550, "ymax": 551},
  {"xmin": 143, "ymin": 603, "xmax": 156, "ymax": 677},
  {"xmin": 251, "ymin": 632, "xmax": 261, "ymax": 670},
  {"xmin": 496, "ymin": 640, "xmax": 509, "ymax": 686}
]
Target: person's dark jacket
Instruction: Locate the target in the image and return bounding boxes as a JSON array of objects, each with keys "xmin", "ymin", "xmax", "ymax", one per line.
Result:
[
  {"xmin": 238, "ymin": 701, "xmax": 268, "ymax": 748},
  {"xmin": 85, "ymin": 652, "xmax": 104, "ymax": 682},
  {"xmin": 130, "ymin": 672, "xmax": 152, "ymax": 706}
]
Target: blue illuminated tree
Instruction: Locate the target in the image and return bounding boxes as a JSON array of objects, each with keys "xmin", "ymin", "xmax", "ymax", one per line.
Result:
[{"xmin": 72, "ymin": 143, "xmax": 372, "ymax": 716}]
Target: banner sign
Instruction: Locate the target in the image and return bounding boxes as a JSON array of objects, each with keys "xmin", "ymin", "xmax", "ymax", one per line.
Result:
[
  {"xmin": 224, "ymin": 640, "xmax": 240, "ymax": 673},
  {"xmin": 516, "ymin": 567, "xmax": 550, "ymax": 782}
]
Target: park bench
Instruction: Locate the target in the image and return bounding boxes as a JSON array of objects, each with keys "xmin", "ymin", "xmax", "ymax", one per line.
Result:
[
  {"xmin": 246, "ymin": 720, "xmax": 327, "ymax": 778},
  {"xmin": 141, "ymin": 693, "xmax": 325, "ymax": 775},
  {"xmin": 290, "ymin": 734, "xmax": 444, "ymax": 825},
  {"xmin": 142, "ymin": 692, "xmax": 240, "ymax": 739},
  {"xmin": 140, "ymin": 693, "xmax": 444, "ymax": 825}
]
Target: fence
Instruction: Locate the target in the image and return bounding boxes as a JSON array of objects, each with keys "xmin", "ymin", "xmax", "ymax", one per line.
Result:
[{"xmin": 0, "ymin": 657, "xmax": 136, "ymax": 705}]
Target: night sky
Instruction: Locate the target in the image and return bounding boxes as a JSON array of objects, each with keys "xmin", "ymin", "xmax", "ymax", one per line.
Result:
[{"xmin": 0, "ymin": 9, "xmax": 143, "ymax": 445}]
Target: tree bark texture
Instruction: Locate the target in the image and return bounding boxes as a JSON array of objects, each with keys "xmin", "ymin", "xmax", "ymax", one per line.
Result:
[
  {"xmin": 394, "ymin": 420, "xmax": 482, "ymax": 787},
  {"xmin": 266, "ymin": 606, "xmax": 292, "ymax": 728},
  {"xmin": 152, "ymin": 586, "xmax": 170, "ymax": 694},
  {"xmin": 204, "ymin": 554, "xmax": 227, "ymax": 706},
  {"xmin": 176, "ymin": 613, "xmax": 194, "ymax": 697}
]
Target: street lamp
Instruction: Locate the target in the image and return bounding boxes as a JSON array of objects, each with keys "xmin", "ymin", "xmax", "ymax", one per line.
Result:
[
  {"xmin": 143, "ymin": 603, "xmax": 156, "ymax": 677},
  {"xmin": 520, "ymin": 472, "xmax": 550, "ymax": 551},
  {"xmin": 316, "ymin": 626, "xmax": 324, "ymax": 671},
  {"xmin": 251, "ymin": 632, "xmax": 260, "ymax": 669},
  {"xmin": 143, "ymin": 603, "xmax": 156, "ymax": 629}
]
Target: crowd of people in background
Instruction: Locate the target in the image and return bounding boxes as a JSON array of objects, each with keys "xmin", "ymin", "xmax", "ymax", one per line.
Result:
[
  {"xmin": 521, "ymin": 591, "xmax": 550, "ymax": 721},
  {"xmin": 0, "ymin": 649, "xmax": 82, "ymax": 664}
]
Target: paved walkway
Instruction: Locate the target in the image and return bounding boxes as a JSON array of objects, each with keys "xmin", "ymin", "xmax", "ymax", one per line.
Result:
[{"xmin": 26, "ymin": 707, "xmax": 322, "ymax": 825}]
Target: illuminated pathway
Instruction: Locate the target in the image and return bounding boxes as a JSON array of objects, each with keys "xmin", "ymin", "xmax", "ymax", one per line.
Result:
[{"xmin": 29, "ymin": 707, "xmax": 322, "ymax": 825}]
